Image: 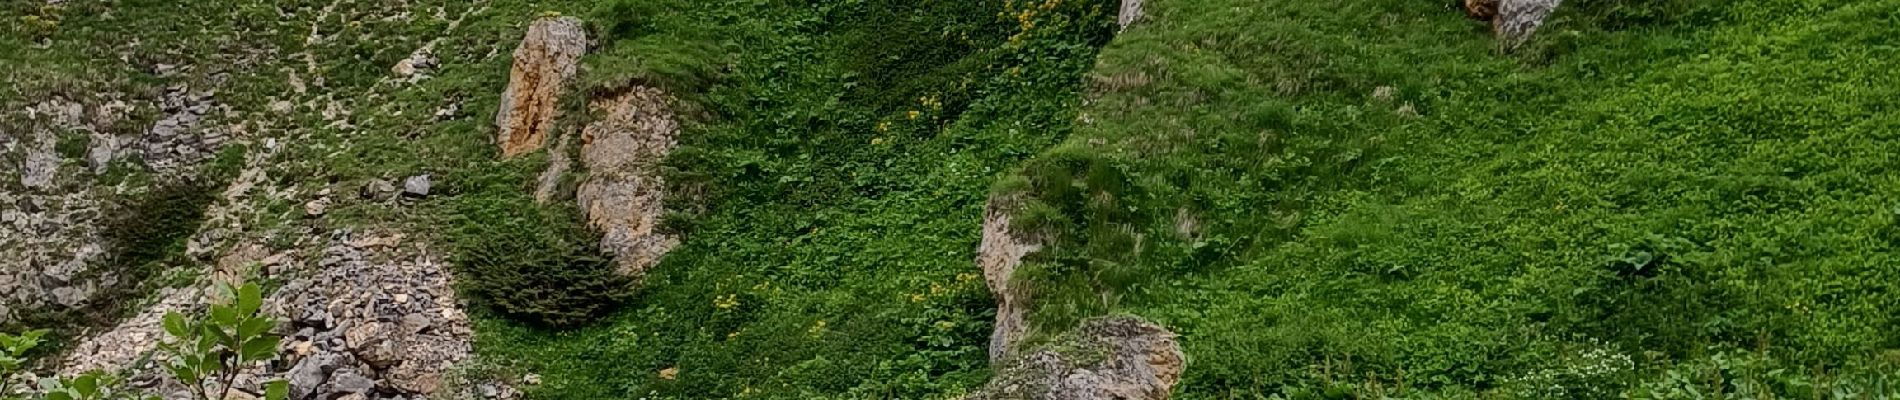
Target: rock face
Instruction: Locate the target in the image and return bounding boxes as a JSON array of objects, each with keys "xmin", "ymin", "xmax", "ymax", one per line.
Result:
[
  {"xmin": 142, "ymin": 85, "xmax": 228, "ymax": 172},
  {"xmin": 57, "ymin": 231, "xmax": 477, "ymax": 400},
  {"xmin": 271, "ymin": 230, "xmax": 474, "ymax": 399},
  {"xmin": 1, "ymin": 99, "xmax": 115, "ymax": 324},
  {"xmin": 573, "ymin": 86, "xmax": 681, "ymax": 276},
  {"xmin": 1466, "ymin": 0, "xmax": 1563, "ymax": 51},
  {"xmin": 494, "ymin": 17, "xmax": 586, "ymax": 158},
  {"xmin": 977, "ymin": 194, "xmax": 1044, "ymax": 362},
  {"xmin": 968, "ymin": 316, "xmax": 1186, "ymax": 400},
  {"xmin": 1496, "ymin": 0, "xmax": 1563, "ymax": 51},
  {"xmin": 1118, "ymin": 0, "xmax": 1144, "ymax": 29}
]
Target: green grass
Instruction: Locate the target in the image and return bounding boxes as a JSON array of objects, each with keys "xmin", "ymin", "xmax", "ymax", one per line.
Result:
[
  {"xmin": 470, "ymin": 0, "xmax": 1115, "ymax": 398},
  {"xmin": 10, "ymin": 0, "xmax": 1900, "ymax": 398},
  {"xmin": 1001, "ymin": 0, "xmax": 1900, "ymax": 397}
]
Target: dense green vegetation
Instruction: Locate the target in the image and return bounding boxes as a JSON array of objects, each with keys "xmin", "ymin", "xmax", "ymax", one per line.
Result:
[
  {"xmin": 1003, "ymin": 0, "xmax": 1900, "ymax": 397},
  {"xmin": 473, "ymin": 0, "xmax": 1116, "ymax": 397},
  {"xmin": 448, "ymin": 190, "xmax": 632, "ymax": 327},
  {"xmin": 10, "ymin": 0, "xmax": 1900, "ymax": 398}
]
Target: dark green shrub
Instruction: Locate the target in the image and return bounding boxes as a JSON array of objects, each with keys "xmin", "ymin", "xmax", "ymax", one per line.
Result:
[{"xmin": 446, "ymin": 194, "xmax": 632, "ymax": 327}]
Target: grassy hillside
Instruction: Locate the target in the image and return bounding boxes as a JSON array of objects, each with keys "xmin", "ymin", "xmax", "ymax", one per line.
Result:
[
  {"xmin": 472, "ymin": 0, "xmax": 1113, "ymax": 398},
  {"xmin": 1003, "ymin": 0, "xmax": 1900, "ymax": 397},
  {"xmin": 10, "ymin": 0, "xmax": 1900, "ymax": 398}
]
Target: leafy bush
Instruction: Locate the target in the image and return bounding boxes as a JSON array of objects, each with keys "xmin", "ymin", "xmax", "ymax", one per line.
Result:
[
  {"xmin": 446, "ymin": 193, "xmax": 632, "ymax": 327},
  {"xmin": 1, "ymin": 281, "xmax": 288, "ymax": 400},
  {"xmin": 157, "ymin": 281, "xmax": 289, "ymax": 400}
]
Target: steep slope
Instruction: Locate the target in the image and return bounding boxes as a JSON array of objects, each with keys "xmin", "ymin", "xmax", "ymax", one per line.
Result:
[
  {"xmin": 8, "ymin": 0, "xmax": 1900, "ymax": 399},
  {"xmin": 2, "ymin": 0, "xmax": 613, "ymax": 397},
  {"xmin": 994, "ymin": 0, "xmax": 1900, "ymax": 397},
  {"xmin": 470, "ymin": 0, "xmax": 1117, "ymax": 397}
]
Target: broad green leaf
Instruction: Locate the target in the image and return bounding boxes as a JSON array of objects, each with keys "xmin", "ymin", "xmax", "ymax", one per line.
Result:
[
  {"xmin": 165, "ymin": 364, "xmax": 197, "ymax": 386},
  {"xmin": 265, "ymin": 380, "xmax": 290, "ymax": 400},
  {"xmin": 241, "ymin": 336, "xmax": 281, "ymax": 362},
  {"xmin": 237, "ymin": 283, "xmax": 263, "ymax": 316},
  {"xmin": 44, "ymin": 391, "xmax": 74, "ymax": 400},
  {"xmin": 238, "ymin": 317, "xmax": 274, "ymax": 339},
  {"xmin": 210, "ymin": 305, "xmax": 240, "ymax": 328},
  {"xmin": 70, "ymin": 374, "xmax": 98, "ymax": 396},
  {"xmin": 199, "ymin": 354, "xmax": 223, "ymax": 374},
  {"xmin": 162, "ymin": 312, "xmax": 189, "ymax": 339}
]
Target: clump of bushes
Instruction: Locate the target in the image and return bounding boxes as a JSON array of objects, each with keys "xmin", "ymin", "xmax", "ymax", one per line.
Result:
[{"xmin": 446, "ymin": 193, "xmax": 632, "ymax": 327}]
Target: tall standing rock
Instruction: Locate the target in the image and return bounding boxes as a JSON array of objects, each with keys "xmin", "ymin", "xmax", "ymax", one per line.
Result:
[
  {"xmin": 495, "ymin": 17, "xmax": 586, "ymax": 157},
  {"xmin": 977, "ymin": 194, "xmax": 1044, "ymax": 363},
  {"xmin": 574, "ymin": 86, "xmax": 680, "ymax": 276},
  {"xmin": 1466, "ymin": 0, "xmax": 1563, "ymax": 52},
  {"xmin": 1496, "ymin": 0, "xmax": 1563, "ymax": 51},
  {"xmin": 1118, "ymin": 0, "xmax": 1143, "ymax": 30}
]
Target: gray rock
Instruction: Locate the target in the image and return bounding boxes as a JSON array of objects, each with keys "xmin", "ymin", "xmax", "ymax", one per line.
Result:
[
  {"xmin": 402, "ymin": 175, "xmax": 430, "ymax": 198},
  {"xmin": 325, "ymin": 370, "xmax": 377, "ymax": 395},
  {"xmin": 20, "ymin": 130, "xmax": 59, "ymax": 190},
  {"xmin": 968, "ymin": 316, "xmax": 1186, "ymax": 400},
  {"xmin": 1496, "ymin": 0, "xmax": 1564, "ymax": 51},
  {"xmin": 361, "ymin": 179, "xmax": 396, "ymax": 199},
  {"xmin": 976, "ymin": 194, "xmax": 1044, "ymax": 362},
  {"xmin": 1118, "ymin": 0, "xmax": 1143, "ymax": 29},
  {"xmin": 289, "ymin": 354, "xmax": 341, "ymax": 399}
]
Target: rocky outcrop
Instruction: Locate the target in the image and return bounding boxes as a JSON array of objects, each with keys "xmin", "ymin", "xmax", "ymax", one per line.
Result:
[
  {"xmin": 494, "ymin": 17, "xmax": 586, "ymax": 157},
  {"xmin": 1496, "ymin": 0, "xmax": 1563, "ymax": 51},
  {"xmin": 271, "ymin": 230, "xmax": 475, "ymax": 399},
  {"xmin": 142, "ymin": 84, "xmax": 229, "ymax": 173},
  {"xmin": 1118, "ymin": 0, "xmax": 1144, "ymax": 30},
  {"xmin": 968, "ymin": 316, "xmax": 1186, "ymax": 400},
  {"xmin": 0, "ymin": 187, "xmax": 107, "ymax": 322},
  {"xmin": 977, "ymin": 194, "xmax": 1044, "ymax": 362},
  {"xmin": 573, "ymin": 86, "xmax": 680, "ymax": 276},
  {"xmin": 1465, "ymin": 0, "xmax": 1563, "ymax": 51},
  {"xmin": 58, "ymin": 230, "xmax": 477, "ymax": 400},
  {"xmin": 0, "ymin": 99, "xmax": 117, "ymax": 324}
]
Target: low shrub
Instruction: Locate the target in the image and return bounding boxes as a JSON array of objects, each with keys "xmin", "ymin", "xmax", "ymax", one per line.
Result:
[{"xmin": 446, "ymin": 193, "xmax": 632, "ymax": 327}]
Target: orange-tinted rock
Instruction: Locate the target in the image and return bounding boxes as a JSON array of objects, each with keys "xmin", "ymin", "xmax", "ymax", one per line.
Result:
[
  {"xmin": 575, "ymin": 86, "xmax": 680, "ymax": 276},
  {"xmin": 494, "ymin": 17, "xmax": 586, "ymax": 157}
]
